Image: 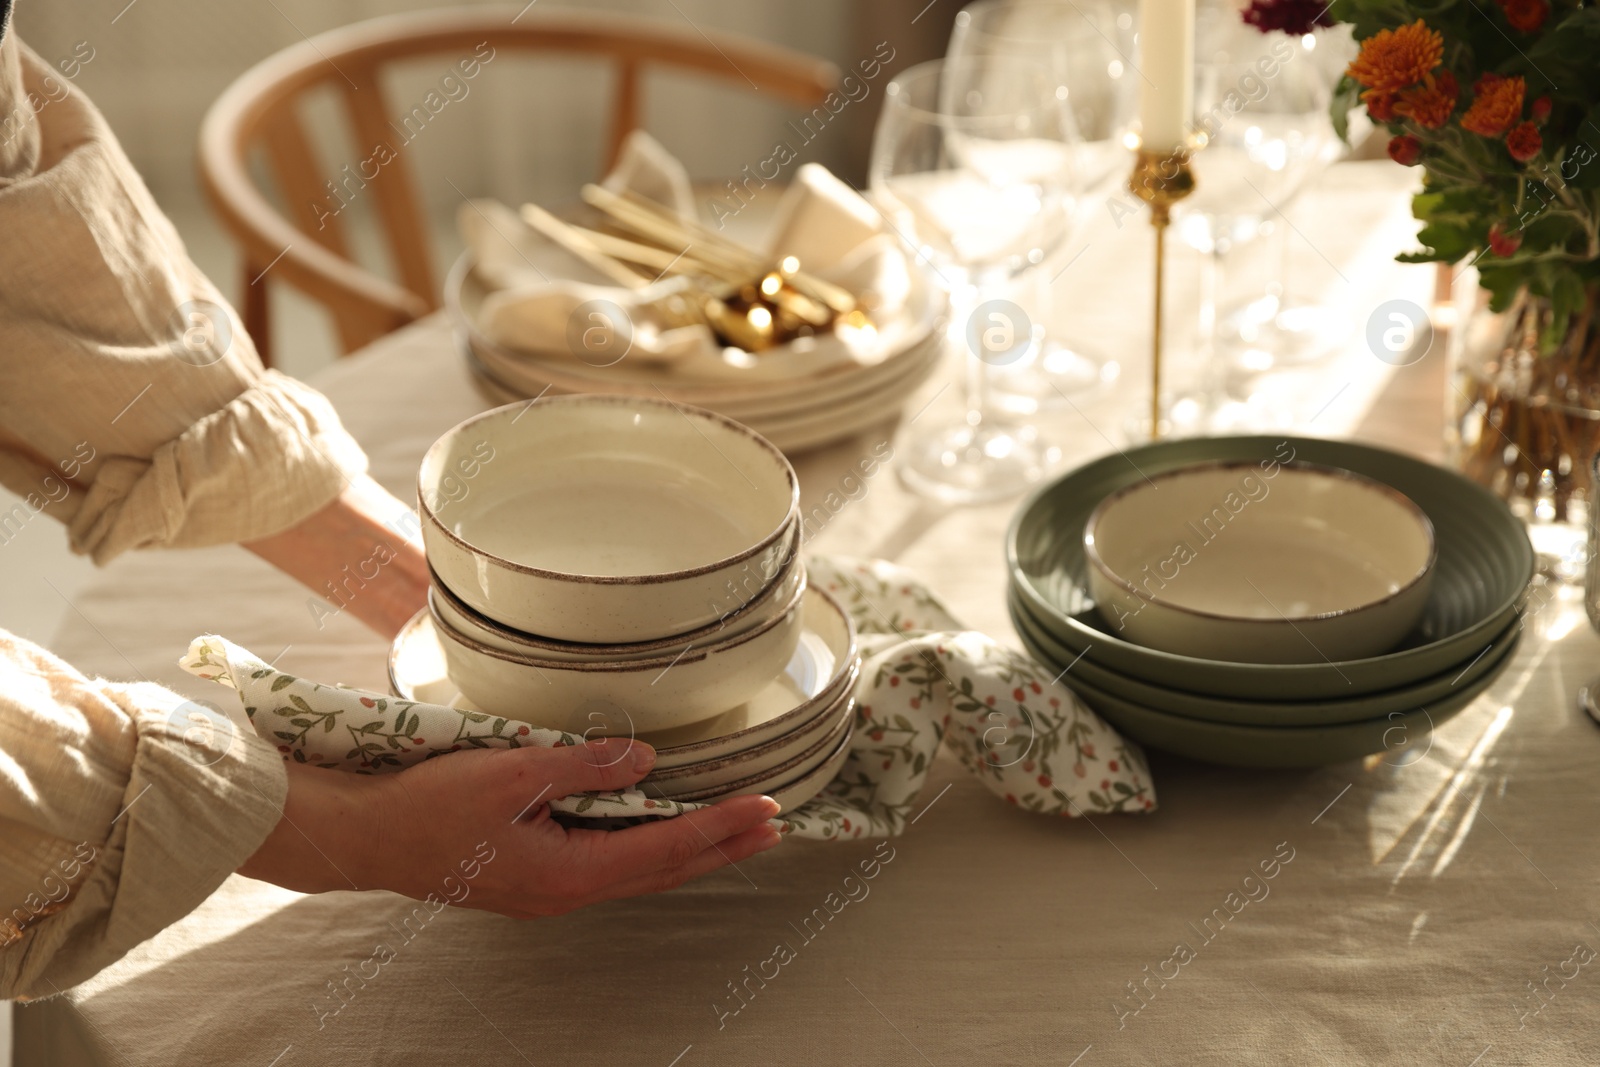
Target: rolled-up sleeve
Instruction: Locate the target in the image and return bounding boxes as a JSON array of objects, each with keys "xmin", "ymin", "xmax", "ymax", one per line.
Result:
[
  {"xmin": 0, "ymin": 631, "xmax": 289, "ymax": 1000},
  {"xmin": 0, "ymin": 31, "xmax": 366, "ymax": 563}
]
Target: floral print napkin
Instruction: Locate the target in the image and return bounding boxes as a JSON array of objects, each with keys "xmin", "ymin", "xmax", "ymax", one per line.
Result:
[{"xmin": 179, "ymin": 556, "xmax": 1155, "ymax": 840}]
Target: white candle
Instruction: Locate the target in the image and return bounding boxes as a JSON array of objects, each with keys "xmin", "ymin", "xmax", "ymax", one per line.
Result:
[{"xmin": 1136, "ymin": 0, "xmax": 1195, "ymax": 153}]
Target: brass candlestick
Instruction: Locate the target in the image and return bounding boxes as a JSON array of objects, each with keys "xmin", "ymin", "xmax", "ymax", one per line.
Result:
[{"xmin": 1128, "ymin": 148, "xmax": 1196, "ymax": 441}]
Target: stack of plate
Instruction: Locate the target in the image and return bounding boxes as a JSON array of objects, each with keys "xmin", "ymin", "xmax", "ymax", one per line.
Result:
[
  {"xmin": 1005, "ymin": 436, "xmax": 1535, "ymax": 768},
  {"xmin": 445, "ymin": 254, "xmax": 946, "ymax": 455},
  {"xmin": 389, "ymin": 584, "xmax": 860, "ymax": 812},
  {"xmin": 391, "ymin": 394, "xmax": 862, "ymax": 812}
]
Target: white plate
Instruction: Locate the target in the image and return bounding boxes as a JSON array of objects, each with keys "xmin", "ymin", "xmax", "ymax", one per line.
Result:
[
  {"xmin": 766, "ymin": 725, "xmax": 854, "ymax": 814},
  {"xmin": 463, "ymin": 343, "xmax": 941, "ymax": 455},
  {"xmin": 390, "ymin": 584, "xmax": 859, "ymax": 767},
  {"xmin": 462, "ymin": 324, "xmax": 943, "ymax": 422},
  {"xmin": 667, "ymin": 718, "xmax": 855, "ymax": 814},
  {"xmin": 447, "ymin": 251, "xmax": 944, "ymax": 396},
  {"xmin": 639, "ymin": 685, "xmax": 854, "ymax": 797},
  {"xmin": 662, "ymin": 711, "xmax": 855, "ymax": 808}
]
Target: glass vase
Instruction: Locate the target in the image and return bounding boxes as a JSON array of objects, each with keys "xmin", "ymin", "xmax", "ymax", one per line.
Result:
[{"xmin": 1449, "ymin": 285, "xmax": 1600, "ymax": 581}]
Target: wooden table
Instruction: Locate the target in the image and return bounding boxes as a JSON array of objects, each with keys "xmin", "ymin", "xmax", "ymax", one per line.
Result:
[{"xmin": 18, "ymin": 162, "xmax": 1600, "ymax": 1067}]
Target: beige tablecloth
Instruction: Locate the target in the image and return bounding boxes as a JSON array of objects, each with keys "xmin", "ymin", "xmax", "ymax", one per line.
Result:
[{"xmin": 18, "ymin": 162, "xmax": 1600, "ymax": 1066}]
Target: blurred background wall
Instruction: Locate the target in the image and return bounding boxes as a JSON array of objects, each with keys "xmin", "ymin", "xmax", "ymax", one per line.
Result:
[{"xmin": 10, "ymin": 0, "xmax": 961, "ymax": 374}]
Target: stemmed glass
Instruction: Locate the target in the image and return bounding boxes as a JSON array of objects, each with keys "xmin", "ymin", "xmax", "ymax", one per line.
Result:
[
  {"xmin": 870, "ymin": 56, "xmax": 1077, "ymax": 504},
  {"xmin": 947, "ymin": 0, "xmax": 1136, "ymax": 411},
  {"xmin": 1169, "ymin": 19, "xmax": 1334, "ymax": 431},
  {"xmin": 1218, "ymin": 28, "xmax": 1351, "ymax": 373}
]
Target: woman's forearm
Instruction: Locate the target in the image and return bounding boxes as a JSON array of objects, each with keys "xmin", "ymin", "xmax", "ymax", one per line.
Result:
[
  {"xmin": 243, "ymin": 472, "xmax": 428, "ymax": 639},
  {"xmin": 236, "ymin": 760, "xmax": 385, "ymax": 894}
]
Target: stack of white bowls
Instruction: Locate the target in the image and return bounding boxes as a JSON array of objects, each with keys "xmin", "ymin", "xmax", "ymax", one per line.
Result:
[{"xmin": 393, "ymin": 395, "xmax": 859, "ymax": 811}]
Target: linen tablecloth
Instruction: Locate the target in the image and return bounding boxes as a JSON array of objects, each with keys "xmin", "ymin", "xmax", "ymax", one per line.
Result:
[{"xmin": 19, "ymin": 161, "xmax": 1600, "ymax": 1066}]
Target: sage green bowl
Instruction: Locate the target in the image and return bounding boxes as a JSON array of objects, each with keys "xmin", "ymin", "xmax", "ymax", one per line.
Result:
[
  {"xmin": 1012, "ymin": 615, "xmax": 1518, "ymax": 768},
  {"xmin": 1006, "ymin": 436, "xmax": 1534, "ymax": 701},
  {"xmin": 1009, "ymin": 585, "xmax": 1520, "ymax": 727}
]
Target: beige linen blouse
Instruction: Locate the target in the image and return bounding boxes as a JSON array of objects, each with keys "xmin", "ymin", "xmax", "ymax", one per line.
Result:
[{"xmin": 0, "ymin": 29, "xmax": 369, "ymax": 998}]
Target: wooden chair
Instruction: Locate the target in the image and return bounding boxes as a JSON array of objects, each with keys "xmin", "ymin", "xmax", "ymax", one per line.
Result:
[{"xmin": 197, "ymin": 6, "xmax": 839, "ymax": 366}]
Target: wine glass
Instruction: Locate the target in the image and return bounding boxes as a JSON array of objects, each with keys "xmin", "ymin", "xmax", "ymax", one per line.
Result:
[
  {"xmin": 1169, "ymin": 17, "xmax": 1334, "ymax": 431},
  {"xmin": 947, "ymin": 0, "xmax": 1137, "ymax": 411},
  {"xmin": 870, "ymin": 56, "xmax": 1076, "ymax": 504},
  {"xmin": 1219, "ymin": 27, "xmax": 1352, "ymax": 373}
]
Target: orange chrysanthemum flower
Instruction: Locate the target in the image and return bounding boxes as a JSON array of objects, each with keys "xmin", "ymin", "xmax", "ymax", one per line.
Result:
[
  {"xmin": 1366, "ymin": 92, "xmax": 1398, "ymax": 122},
  {"xmin": 1347, "ymin": 20, "xmax": 1444, "ymax": 94},
  {"xmin": 1461, "ymin": 74, "xmax": 1526, "ymax": 138},
  {"xmin": 1395, "ymin": 70, "xmax": 1459, "ymax": 130}
]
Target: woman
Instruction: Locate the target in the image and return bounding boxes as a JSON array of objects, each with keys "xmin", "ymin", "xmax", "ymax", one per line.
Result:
[{"xmin": 0, "ymin": 9, "xmax": 781, "ymax": 1001}]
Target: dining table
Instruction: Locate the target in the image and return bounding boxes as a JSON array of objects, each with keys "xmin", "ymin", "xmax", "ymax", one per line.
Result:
[{"xmin": 14, "ymin": 159, "xmax": 1600, "ymax": 1067}]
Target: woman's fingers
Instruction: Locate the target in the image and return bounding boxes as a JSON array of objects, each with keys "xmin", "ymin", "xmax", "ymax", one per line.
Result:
[
  {"xmin": 501, "ymin": 738, "xmax": 657, "ymax": 818},
  {"xmin": 570, "ymin": 793, "xmax": 782, "ymax": 886},
  {"xmin": 588, "ymin": 822, "xmax": 785, "ymax": 904}
]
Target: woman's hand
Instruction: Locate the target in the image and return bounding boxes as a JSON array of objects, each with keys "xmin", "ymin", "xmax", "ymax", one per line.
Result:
[{"xmin": 239, "ymin": 737, "xmax": 783, "ymax": 915}]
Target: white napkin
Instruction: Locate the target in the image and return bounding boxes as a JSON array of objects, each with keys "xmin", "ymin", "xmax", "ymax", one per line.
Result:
[
  {"xmin": 477, "ymin": 275, "xmax": 721, "ymax": 366},
  {"xmin": 763, "ymin": 163, "xmax": 885, "ymax": 271},
  {"xmin": 179, "ymin": 556, "xmax": 1156, "ymax": 840},
  {"xmin": 600, "ymin": 129, "xmax": 695, "ymax": 217}
]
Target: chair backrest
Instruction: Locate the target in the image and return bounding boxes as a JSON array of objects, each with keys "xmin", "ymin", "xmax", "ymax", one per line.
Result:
[{"xmin": 198, "ymin": 5, "xmax": 839, "ymax": 364}]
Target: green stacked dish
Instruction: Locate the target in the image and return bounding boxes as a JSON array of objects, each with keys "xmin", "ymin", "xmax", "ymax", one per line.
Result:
[{"xmin": 1005, "ymin": 436, "xmax": 1533, "ymax": 767}]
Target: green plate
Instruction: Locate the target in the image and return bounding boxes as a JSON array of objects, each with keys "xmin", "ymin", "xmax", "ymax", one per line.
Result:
[
  {"xmin": 1006, "ymin": 436, "xmax": 1534, "ymax": 701},
  {"xmin": 1008, "ymin": 585, "xmax": 1521, "ymax": 726},
  {"xmin": 1012, "ymin": 617, "xmax": 1517, "ymax": 768}
]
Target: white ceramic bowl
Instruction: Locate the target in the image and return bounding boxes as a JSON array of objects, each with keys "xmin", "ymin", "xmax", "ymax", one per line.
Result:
[
  {"xmin": 420, "ymin": 396, "xmax": 799, "ymax": 643},
  {"xmin": 1083, "ymin": 462, "xmax": 1436, "ymax": 664},
  {"xmin": 432, "ymin": 578, "xmax": 810, "ymax": 733},
  {"xmin": 387, "ymin": 586, "xmax": 861, "ymax": 764},
  {"xmin": 427, "ymin": 542, "xmax": 804, "ymax": 663}
]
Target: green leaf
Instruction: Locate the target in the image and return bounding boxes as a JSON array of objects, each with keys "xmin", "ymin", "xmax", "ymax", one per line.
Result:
[
  {"xmin": 1478, "ymin": 266, "xmax": 1526, "ymax": 313},
  {"xmin": 323, "ymin": 716, "xmax": 336, "ymax": 733},
  {"xmin": 575, "ymin": 795, "xmax": 596, "ymax": 813},
  {"xmin": 407, "ymin": 713, "xmax": 420, "ymax": 735},
  {"xmin": 270, "ymin": 675, "xmax": 296, "ymax": 692},
  {"xmin": 289, "ymin": 717, "xmax": 311, "ymax": 728},
  {"xmin": 1329, "ymin": 76, "xmax": 1361, "ymax": 144},
  {"xmin": 492, "ymin": 718, "xmax": 506, "ymax": 737},
  {"xmin": 288, "ymin": 694, "xmax": 315, "ymax": 714},
  {"xmin": 1412, "ymin": 221, "xmax": 1477, "ymax": 262},
  {"xmin": 1114, "ymin": 781, "xmax": 1135, "ymax": 796},
  {"xmin": 250, "ymin": 668, "xmax": 273, "ymax": 679},
  {"xmin": 273, "ymin": 731, "xmax": 297, "ymax": 741},
  {"xmin": 893, "ymin": 714, "xmax": 914, "ymax": 732}
]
